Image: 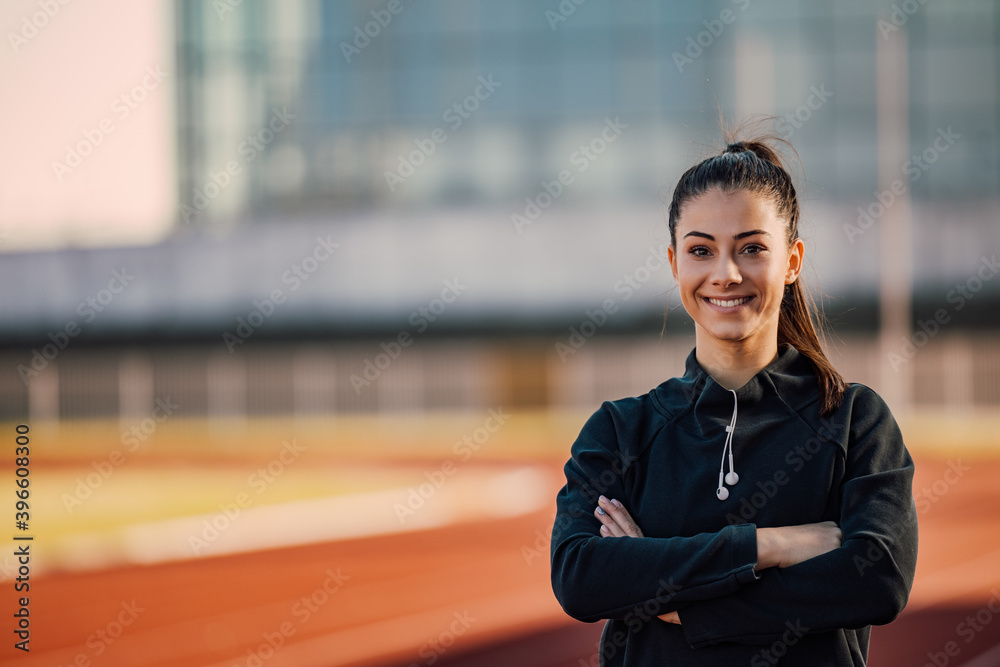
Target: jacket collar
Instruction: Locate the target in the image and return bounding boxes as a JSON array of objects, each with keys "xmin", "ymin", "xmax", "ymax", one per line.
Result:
[{"xmin": 651, "ymin": 343, "xmax": 821, "ymax": 423}]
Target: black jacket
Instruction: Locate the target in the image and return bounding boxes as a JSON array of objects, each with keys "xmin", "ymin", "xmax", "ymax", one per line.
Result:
[{"xmin": 550, "ymin": 344, "xmax": 918, "ymax": 666}]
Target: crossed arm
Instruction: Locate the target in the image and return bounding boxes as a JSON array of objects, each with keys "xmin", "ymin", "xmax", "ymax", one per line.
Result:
[
  {"xmin": 552, "ymin": 390, "xmax": 917, "ymax": 644},
  {"xmin": 592, "ymin": 494, "xmax": 843, "ymax": 625}
]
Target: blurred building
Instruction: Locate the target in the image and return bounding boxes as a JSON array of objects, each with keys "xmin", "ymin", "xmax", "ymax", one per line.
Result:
[
  {"xmin": 2, "ymin": 0, "xmax": 999, "ymax": 420},
  {"xmin": 175, "ymin": 1, "xmax": 998, "ymax": 217}
]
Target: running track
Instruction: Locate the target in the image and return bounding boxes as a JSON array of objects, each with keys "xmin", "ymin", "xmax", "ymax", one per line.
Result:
[{"xmin": 3, "ymin": 455, "xmax": 1000, "ymax": 666}]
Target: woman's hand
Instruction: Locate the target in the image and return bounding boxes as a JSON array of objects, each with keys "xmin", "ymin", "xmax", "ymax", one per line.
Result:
[
  {"xmin": 756, "ymin": 521, "xmax": 842, "ymax": 571},
  {"xmin": 592, "ymin": 499, "xmax": 841, "ymax": 623},
  {"xmin": 593, "ymin": 495, "xmax": 643, "ymax": 537},
  {"xmin": 594, "ymin": 496, "xmax": 679, "ymax": 625}
]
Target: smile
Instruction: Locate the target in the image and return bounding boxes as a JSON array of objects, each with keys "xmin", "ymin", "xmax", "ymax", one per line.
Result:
[{"xmin": 704, "ymin": 296, "xmax": 753, "ymax": 308}]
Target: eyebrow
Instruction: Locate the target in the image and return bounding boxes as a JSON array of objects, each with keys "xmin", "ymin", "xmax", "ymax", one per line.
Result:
[{"xmin": 683, "ymin": 230, "xmax": 772, "ymax": 241}]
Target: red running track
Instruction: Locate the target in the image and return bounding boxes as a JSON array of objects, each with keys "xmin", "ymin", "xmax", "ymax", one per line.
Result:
[{"xmin": 2, "ymin": 456, "xmax": 999, "ymax": 666}]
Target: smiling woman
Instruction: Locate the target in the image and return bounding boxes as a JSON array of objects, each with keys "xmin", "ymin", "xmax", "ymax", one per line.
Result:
[
  {"xmin": 664, "ymin": 136, "xmax": 842, "ymax": 408},
  {"xmin": 549, "ymin": 127, "xmax": 919, "ymax": 666},
  {"xmin": 669, "ymin": 188, "xmax": 802, "ymax": 390}
]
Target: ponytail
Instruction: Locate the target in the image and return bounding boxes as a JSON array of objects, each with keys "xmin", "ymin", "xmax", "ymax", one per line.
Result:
[{"xmin": 777, "ymin": 276, "xmax": 847, "ymax": 416}]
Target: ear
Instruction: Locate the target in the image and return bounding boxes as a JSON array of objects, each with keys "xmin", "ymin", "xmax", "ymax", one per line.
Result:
[
  {"xmin": 667, "ymin": 244, "xmax": 679, "ymax": 282},
  {"xmin": 785, "ymin": 238, "xmax": 804, "ymax": 284}
]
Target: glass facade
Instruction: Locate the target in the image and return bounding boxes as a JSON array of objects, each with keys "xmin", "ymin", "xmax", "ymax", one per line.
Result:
[{"xmin": 175, "ymin": 0, "xmax": 999, "ymax": 225}]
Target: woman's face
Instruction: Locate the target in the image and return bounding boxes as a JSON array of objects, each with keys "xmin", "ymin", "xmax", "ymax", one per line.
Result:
[{"xmin": 667, "ymin": 188, "xmax": 803, "ymax": 346}]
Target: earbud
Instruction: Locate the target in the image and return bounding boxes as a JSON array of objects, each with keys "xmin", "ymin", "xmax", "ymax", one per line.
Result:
[{"xmin": 716, "ymin": 389, "xmax": 740, "ymax": 501}]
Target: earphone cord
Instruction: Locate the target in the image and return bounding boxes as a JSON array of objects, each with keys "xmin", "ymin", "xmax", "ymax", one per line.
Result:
[
  {"xmin": 726, "ymin": 388, "xmax": 738, "ymax": 476},
  {"xmin": 716, "ymin": 389, "xmax": 739, "ymax": 499}
]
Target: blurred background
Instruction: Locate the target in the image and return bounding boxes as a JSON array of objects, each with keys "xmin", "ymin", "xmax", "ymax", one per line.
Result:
[{"xmin": 1, "ymin": 1, "xmax": 999, "ymax": 665}]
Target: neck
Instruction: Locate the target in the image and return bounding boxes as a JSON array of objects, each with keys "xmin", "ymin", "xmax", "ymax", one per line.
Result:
[{"xmin": 694, "ymin": 328, "xmax": 780, "ymax": 391}]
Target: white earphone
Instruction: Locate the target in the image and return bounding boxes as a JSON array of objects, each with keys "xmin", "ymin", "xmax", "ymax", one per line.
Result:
[{"xmin": 716, "ymin": 389, "xmax": 739, "ymax": 501}]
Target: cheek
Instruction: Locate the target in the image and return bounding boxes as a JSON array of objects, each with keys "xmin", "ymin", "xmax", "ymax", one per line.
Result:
[
  {"xmin": 679, "ymin": 276, "xmax": 703, "ymax": 305},
  {"xmin": 675, "ymin": 259, "xmax": 705, "ymax": 294},
  {"xmin": 760, "ymin": 268, "xmax": 789, "ymax": 306}
]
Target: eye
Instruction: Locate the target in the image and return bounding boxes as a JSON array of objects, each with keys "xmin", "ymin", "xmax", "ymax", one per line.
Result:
[
  {"xmin": 741, "ymin": 243, "xmax": 766, "ymax": 255},
  {"xmin": 688, "ymin": 246, "xmax": 711, "ymax": 257}
]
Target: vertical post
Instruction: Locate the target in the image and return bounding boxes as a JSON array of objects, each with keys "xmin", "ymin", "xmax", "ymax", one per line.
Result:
[
  {"xmin": 207, "ymin": 352, "xmax": 247, "ymax": 435},
  {"xmin": 28, "ymin": 365, "xmax": 60, "ymax": 431},
  {"xmin": 119, "ymin": 352, "xmax": 154, "ymax": 430},
  {"xmin": 876, "ymin": 26, "xmax": 913, "ymax": 415},
  {"xmin": 292, "ymin": 345, "xmax": 336, "ymax": 421},
  {"xmin": 943, "ymin": 336, "xmax": 974, "ymax": 414},
  {"xmin": 734, "ymin": 35, "xmax": 775, "ymax": 121}
]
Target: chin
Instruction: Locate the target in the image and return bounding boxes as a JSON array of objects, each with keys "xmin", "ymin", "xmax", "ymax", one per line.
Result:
[
  {"xmin": 706, "ymin": 328, "xmax": 752, "ymax": 342},
  {"xmin": 698, "ymin": 318, "xmax": 758, "ymax": 342}
]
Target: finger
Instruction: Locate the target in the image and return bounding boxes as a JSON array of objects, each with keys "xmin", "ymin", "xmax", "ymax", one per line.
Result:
[
  {"xmin": 593, "ymin": 504, "xmax": 614, "ymax": 526},
  {"xmin": 599, "ymin": 495, "xmax": 636, "ymax": 535},
  {"xmin": 593, "ymin": 505, "xmax": 625, "ymax": 537},
  {"xmin": 599, "ymin": 495, "xmax": 643, "ymax": 537},
  {"xmin": 600, "ymin": 520, "xmax": 627, "ymax": 538}
]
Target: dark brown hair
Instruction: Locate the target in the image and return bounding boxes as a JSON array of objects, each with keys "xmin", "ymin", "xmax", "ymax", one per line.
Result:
[{"xmin": 667, "ymin": 130, "xmax": 847, "ymax": 416}]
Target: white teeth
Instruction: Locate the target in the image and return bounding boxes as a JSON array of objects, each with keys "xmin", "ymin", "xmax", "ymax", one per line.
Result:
[{"xmin": 707, "ymin": 297, "xmax": 750, "ymax": 308}]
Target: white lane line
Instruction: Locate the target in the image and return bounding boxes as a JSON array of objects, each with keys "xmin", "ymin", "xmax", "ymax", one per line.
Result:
[
  {"xmin": 908, "ymin": 547, "xmax": 1000, "ymax": 611},
  {"xmin": 24, "ymin": 465, "xmax": 553, "ymax": 574}
]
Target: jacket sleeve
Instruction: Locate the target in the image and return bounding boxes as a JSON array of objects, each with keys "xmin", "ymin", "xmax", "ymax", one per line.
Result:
[
  {"xmin": 550, "ymin": 402, "xmax": 761, "ymax": 623},
  {"xmin": 678, "ymin": 386, "xmax": 919, "ymax": 647}
]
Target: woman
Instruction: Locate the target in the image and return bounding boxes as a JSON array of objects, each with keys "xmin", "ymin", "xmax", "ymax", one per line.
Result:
[{"xmin": 549, "ymin": 134, "xmax": 918, "ymax": 665}]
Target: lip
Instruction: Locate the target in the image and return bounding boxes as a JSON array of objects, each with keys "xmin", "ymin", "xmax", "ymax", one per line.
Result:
[{"xmin": 702, "ymin": 295, "xmax": 755, "ymax": 310}]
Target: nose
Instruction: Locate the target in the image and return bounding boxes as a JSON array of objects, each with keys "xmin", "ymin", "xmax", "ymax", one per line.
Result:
[{"xmin": 710, "ymin": 254, "xmax": 742, "ymax": 288}]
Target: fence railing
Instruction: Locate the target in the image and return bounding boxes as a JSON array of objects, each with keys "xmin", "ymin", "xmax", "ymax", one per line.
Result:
[{"xmin": 1, "ymin": 334, "xmax": 997, "ymax": 423}]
